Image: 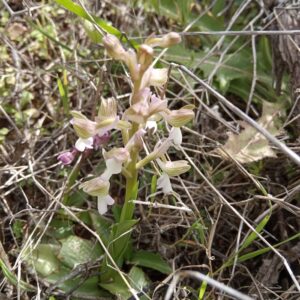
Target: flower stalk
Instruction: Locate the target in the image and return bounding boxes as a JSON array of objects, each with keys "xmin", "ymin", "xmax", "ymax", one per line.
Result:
[{"xmin": 60, "ymin": 31, "xmax": 194, "ymax": 282}]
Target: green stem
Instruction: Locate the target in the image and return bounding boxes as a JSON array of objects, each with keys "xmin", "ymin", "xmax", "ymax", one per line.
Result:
[
  {"xmin": 120, "ymin": 151, "xmax": 138, "ymax": 223},
  {"xmin": 120, "ymin": 123, "xmax": 139, "ymax": 222}
]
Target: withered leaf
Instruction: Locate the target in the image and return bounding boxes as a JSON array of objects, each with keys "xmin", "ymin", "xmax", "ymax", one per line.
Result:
[{"xmin": 219, "ymin": 102, "xmax": 283, "ymax": 163}]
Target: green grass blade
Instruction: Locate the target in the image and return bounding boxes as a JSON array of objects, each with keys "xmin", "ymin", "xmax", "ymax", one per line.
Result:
[
  {"xmin": 198, "ymin": 276, "xmax": 208, "ymax": 300},
  {"xmin": 129, "ymin": 250, "xmax": 172, "ymax": 274},
  {"xmin": 57, "ymin": 71, "xmax": 69, "ymax": 115},
  {"xmin": 0, "ymin": 259, "xmax": 35, "ymax": 292},
  {"xmin": 239, "ymin": 213, "xmax": 270, "ymax": 252},
  {"xmin": 238, "ymin": 232, "xmax": 300, "ymax": 263}
]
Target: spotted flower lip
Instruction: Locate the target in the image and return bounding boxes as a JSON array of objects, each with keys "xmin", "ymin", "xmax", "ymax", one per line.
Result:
[{"xmin": 79, "ymin": 177, "xmax": 110, "ymax": 197}]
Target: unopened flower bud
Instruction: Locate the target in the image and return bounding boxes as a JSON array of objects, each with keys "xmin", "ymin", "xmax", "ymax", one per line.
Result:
[
  {"xmin": 57, "ymin": 149, "xmax": 78, "ymax": 165},
  {"xmin": 141, "ymin": 68, "xmax": 168, "ymax": 89},
  {"xmin": 150, "ymin": 68, "xmax": 169, "ymax": 86},
  {"xmin": 125, "ymin": 128, "xmax": 146, "ymax": 152},
  {"xmin": 123, "ymin": 49, "xmax": 139, "ymax": 80},
  {"xmin": 102, "ymin": 34, "xmax": 126, "ymax": 60},
  {"xmin": 80, "ymin": 177, "xmax": 110, "ymax": 197},
  {"xmin": 145, "ymin": 32, "xmax": 181, "ymax": 48},
  {"xmin": 157, "ymin": 159, "xmax": 190, "ymax": 176},
  {"xmin": 165, "ymin": 106, "xmax": 194, "ymax": 127},
  {"xmin": 136, "ymin": 139, "xmax": 172, "ymax": 169},
  {"xmin": 162, "ymin": 32, "xmax": 182, "ymax": 47},
  {"xmin": 138, "ymin": 44, "xmax": 154, "ymax": 72}
]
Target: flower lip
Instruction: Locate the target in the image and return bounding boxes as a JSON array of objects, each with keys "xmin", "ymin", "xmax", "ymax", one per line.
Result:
[
  {"xmin": 157, "ymin": 172, "xmax": 173, "ymax": 194},
  {"xmin": 75, "ymin": 137, "xmax": 94, "ymax": 152},
  {"xmin": 97, "ymin": 194, "xmax": 115, "ymax": 215},
  {"xmin": 169, "ymin": 127, "xmax": 182, "ymax": 146}
]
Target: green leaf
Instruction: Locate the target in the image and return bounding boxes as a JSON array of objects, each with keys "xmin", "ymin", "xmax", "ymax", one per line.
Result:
[
  {"xmin": 151, "ymin": 175, "xmax": 157, "ymax": 195},
  {"xmin": 240, "ymin": 214, "xmax": 270, "ymax": 251},
  {"xmin": 46, "ymin": 266, "xmax": 110, "ymax": 298},
  {"xmin": 89, "ymin": 211, "xmax": 112, "ymax": 246},
  {"xmin": 24, "ymin": 244, "xmax": 61, "ymax": 277},
  {"xmin": 59, "ymin": 235, "xmax": 103, "ymax": 268},
  {"xmin": 100, "ymin": 273, "xmax": 132, "ymax": 299},
  {"xmin": 128, "ymin": 266, "xmax": 150, "ymax": 293},
  {"xmin": 129, "ymin": 250, "xmax": 172, "ymax": 274},
  {"xmin": 109, "ymin": 219, "xmax": 139, "ymax": 261},
  {"xmin": 0, "ymin": 259, "xmax": 35, "ymax": 291},
  {"xmin": 83, "ymin": 20, "xmax": 102, "ymax": 43},
  {"xmin": 55, "ymin": 0, "xmax": 120, "ymax": 38},
  {"xmin": 49, "ymin": 218, "xmax": 74, "ymax": 239},
  {"xmin": 12, "ymin": 219, "xmax": 25, "ymax": 239}
]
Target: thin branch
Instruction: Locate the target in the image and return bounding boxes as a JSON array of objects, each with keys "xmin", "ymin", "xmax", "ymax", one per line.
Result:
[
  {"xmin": 165, "ymin": 270, "xmax": 253, "ymax": 300},
  {"xmin": 130, "ymin": 200, "xmax": 192, "ymax": 212},
  {"xmin": 130, "ymin": 30, "xmax": 300, "ymax": 40}
]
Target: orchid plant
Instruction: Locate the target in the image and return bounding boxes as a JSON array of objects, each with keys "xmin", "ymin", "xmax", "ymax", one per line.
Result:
[{"xmin": 59, "ymin": 32, "xmax": 194, "ymax": 282}]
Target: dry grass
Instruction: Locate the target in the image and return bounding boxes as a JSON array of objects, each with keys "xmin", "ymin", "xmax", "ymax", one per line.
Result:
[{"xmin": 0, "ymin": 1, "xmax": 300, "ymax": 299}]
